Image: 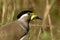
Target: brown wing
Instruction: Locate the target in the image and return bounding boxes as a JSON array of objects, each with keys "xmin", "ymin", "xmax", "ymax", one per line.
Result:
[{"xmin": 0, "ymin": 21, "xmax": 27, "ymax": 40}]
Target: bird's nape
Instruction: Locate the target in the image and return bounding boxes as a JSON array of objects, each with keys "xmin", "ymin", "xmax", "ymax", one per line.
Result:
[{"xmin": 17, "ymin": 10, "xmax": 33, "ymax": 19}]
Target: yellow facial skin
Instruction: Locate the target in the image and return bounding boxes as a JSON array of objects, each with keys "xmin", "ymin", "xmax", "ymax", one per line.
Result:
[{"xmin": 31, "ymin": 13, "xmax": 37, "ymax": 20}]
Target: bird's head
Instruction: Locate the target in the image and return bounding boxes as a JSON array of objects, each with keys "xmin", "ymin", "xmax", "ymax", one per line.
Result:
[{"xmin": 17, "ymin": 10, "xmax": 42, "ymax": 22}]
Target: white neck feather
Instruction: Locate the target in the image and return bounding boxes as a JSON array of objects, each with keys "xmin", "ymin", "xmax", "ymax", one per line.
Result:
[{"xmin": 18, "ymin": 14, "xmax": 28, "ymax": 21}]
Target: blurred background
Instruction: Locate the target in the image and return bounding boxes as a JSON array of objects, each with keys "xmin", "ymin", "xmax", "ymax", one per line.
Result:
[{"xmin": 0, "ymin": 0, "xmax": 60, "ymax": 40}]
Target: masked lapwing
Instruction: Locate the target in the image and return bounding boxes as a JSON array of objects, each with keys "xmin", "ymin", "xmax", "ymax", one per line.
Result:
[{"xmin": 0, "ymin": 10, "xmax": 42, "ymax": 40}]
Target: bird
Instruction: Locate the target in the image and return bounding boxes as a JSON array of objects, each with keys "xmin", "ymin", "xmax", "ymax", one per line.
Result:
[{"xmin": 0, "ymin": 10, "xmax": 42, "ymax": 40}]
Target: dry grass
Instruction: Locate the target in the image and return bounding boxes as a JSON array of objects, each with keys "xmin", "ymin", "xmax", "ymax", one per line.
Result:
[{"xmin": 0, "ymin": 0, "xmax": 60, "ymax": 40}]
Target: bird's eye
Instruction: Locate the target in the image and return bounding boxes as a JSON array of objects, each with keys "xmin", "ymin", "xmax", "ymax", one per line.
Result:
[{"xmin": 28, "ymin": 12, "xmax": 30, "ymax": 15}]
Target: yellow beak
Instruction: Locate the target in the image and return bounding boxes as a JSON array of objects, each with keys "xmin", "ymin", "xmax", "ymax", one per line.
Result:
[
  {"xmin": 31, "ymin": 13, "xmax": 38, "ymax": 20},
  {"xmin": 31, "ymin": 13, "xmax": 42, "ymax": 20}
]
